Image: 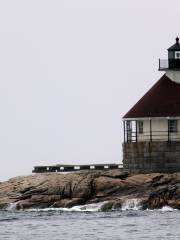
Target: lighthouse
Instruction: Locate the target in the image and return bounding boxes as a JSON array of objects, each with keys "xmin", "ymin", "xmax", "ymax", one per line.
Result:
[{"xmin": 123, "ymin": 38, "xmax": 180, "ymax": 174}]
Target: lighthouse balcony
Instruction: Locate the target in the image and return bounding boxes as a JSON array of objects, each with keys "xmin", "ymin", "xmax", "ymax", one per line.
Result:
[
  {"xmin": 159, "ymin": 58, "xmax": 180, "ymax": 71},
  {"xmin": 123, "ymin": 119, "xmax": 180, "ymax": 143}
]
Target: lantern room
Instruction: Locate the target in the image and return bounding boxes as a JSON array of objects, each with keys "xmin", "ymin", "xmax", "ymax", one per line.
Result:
[{"xmin": 159, "ymin": 37, "xmax": 180, "ymax": 70}]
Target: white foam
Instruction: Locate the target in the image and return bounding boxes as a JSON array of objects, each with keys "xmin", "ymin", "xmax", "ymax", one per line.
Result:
[
  {"xmin": 160, "ymin": 206, "xmax": 177, "ymax": 212},
  {"xmin": 146, "ymin": 206, "xmax": 178, "ymax": 212},
  {"xmin": 121, "ymin": 199, "xmax": 142, "ymax": 211},
  {"xmin": 26, "ymin": 202, "xmax": 106, "ymax": 212},
  {"xmin": 6, "ymin": 202, "xmax": 18, "ymax": 211}
]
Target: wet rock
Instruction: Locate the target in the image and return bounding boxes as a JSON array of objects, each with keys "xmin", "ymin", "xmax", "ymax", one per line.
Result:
[
  {"xmin": 0, "ymin": 202, "xmax": 8, "ymax": 209},
  {"xmin": 113, "ymin": 200, "xmax": 122, "ymax": 210},
  {"xmin": 100, "ymin": 201, "xmax": 115, "ymax": 211},
  {"xmin": 16, "ymin": 201, "xmax": 50, "ymax": 210},
  {"xmin": 147, "ymin": 180, "xmax": 180, "ymax": 209},
  {"xmin": 100, "ymin": 200, "xmax": 122, "ymax": 211}
]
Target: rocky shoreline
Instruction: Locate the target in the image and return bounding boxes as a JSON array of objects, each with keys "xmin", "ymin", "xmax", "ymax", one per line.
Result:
[{"xmin": 0, "ymin": 170, "xmax": 180, "ymax": 211}]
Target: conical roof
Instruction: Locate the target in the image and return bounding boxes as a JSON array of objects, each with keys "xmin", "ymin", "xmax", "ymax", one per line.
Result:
[
  {"xmin": 168, "ymin": 37, "xmax": 180, "ymax": 51},
  {"xmin": 123, "ymin": 75, "xmax": 180, "ymax": 119}
]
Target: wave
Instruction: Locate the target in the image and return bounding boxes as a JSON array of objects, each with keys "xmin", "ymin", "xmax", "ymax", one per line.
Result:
[
  {"xmin": 5, "ymin": 200, "xmax": 179, "ymax": 212},
  {"xmin": 122, "ymin": 200, "xmax": 179, "ymax": 212},
  {"xmin": 26, "ymin": 202, "xmax": 106, "ymax": 212},
  {"xmin": 6, "ymin": 202, "xmax": 19, "ymax": 211},
  {"xmin": 26, "ymin": 199, "xmax": 143, "ymax": 212},
  {"xmin": 121, "ymin": 199, "xmax": 142, "ymax": 211},
  {"xmin": 147, "ymin": 206, "xmax": 178, "ymax": 212},
  {"xmin": 160, "ymin": 206, "xmax": 177, "ymax": 212}
]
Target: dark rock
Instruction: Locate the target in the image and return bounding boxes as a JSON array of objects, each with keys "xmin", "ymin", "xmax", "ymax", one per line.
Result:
[
  {"xmin": 102, "ymin": 171, "xmax": 129, "ymax": 180},
  {"xmin": 0, "ymin": 203, "xmax": 8, "ymax": 209},
  {"xmin": 171, "ymin": 183, "xmax": 180, "ymax": 199},
  {"xmin": 100, "ymin": 201, "xmax": 115, "ymax": 211},
  {"xmin": 100, "ymin": 200, "xmax": 122, "ymax": 211},
  {"xmin": 16, "ymin": 201, "xmax": 51, "ymax": 210},
  {"xmin": 151, "ymin": 175, "xmax": 164, "ymax": 183},
  {"xmin": 112, "ymin": 200, "xmax": 122, "ymax": 210}
]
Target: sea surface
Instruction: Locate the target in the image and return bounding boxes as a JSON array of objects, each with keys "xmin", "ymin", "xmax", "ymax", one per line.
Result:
[{"xmin": 0, "ymin": 202, "xmax": 180, "ymax": 240}]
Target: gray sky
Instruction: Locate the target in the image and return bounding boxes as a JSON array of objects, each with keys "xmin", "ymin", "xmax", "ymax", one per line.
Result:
[{"xmin": 0, "ymin": 0, "xmax": 179, "ymax": 180}]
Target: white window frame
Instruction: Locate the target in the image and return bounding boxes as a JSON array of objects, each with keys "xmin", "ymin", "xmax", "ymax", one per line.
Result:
[{"xmin": 175, "ymin": 51, "xmax": 180, "ymax": 59}]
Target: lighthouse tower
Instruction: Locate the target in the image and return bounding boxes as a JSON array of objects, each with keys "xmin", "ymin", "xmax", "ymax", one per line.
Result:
[{"xmin": 123, "ymin": 38, "xmax": 180, "ymax": 174}]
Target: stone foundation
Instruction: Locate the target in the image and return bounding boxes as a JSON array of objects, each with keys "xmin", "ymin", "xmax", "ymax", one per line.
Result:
[{"xmin": 123, "ymin": 141, "xmax": 180, "ymax": 174}]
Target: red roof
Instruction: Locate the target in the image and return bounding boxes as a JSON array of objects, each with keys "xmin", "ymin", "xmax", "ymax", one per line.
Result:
[{"xmin": 123, "ymin": 74, "xmax": 180, "ymax": 119}]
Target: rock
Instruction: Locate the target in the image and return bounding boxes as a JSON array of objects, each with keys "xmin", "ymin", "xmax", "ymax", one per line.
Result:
[
  {"xmin": 171, "ymin": 183, "xmax": 180, "ymax": 199},
  {"xmin": 100, "ymin": 200, "xmax": 122, "ymax": 211},
  {"xmin": 113, "ymin": 200, "xmax": 122, "ymax": 210},
  {"xmin": 94, "ymin": 176, "xmax": 127, "ymax": 196},
  {"xmin": 147, "ymin": 175, "xmax": 180, "ymax": 209},
  {"xmin": 0, "ymin": 202, "xmax": 8, "ymax": 209},
  {"xmin": 16, "ymin": 201, "xmax": 50, "ymax": 210},
  {"xmin": 0, "ymin": 171, "xmax": 180, "ymax": 210},
  {"xmin": 168, "ymin": 199, "xmax": 180, "ymax": 209},
  {"xmin": 100, "ymin": 201, "xmax": 115, "ymax": 211},
  {"xmin": 101, "ymin": 170, "xmax": 129, "ymax": 179},
  {"xmin": 52, "ymin": 198, "xmax": 85, "ymax": 208},
  {"xmin": 72, "ymin": 175, "xmax": 94, "ymax": 199}
]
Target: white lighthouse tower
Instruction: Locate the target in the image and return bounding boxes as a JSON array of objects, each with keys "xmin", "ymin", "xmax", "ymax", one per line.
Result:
[{"xmin": 123, "ymin": 38, "xmax": 180, "ymax": 174}]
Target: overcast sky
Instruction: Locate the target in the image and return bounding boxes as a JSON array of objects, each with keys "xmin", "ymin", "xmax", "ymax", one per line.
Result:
[{"xmin": 0, "ymin": 0, "xmax": 180, "ymax": 180}]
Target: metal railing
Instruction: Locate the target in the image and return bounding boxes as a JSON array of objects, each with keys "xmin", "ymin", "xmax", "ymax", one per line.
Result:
[{"xmin": 125, "ymin": 130, "xmax": 180, "ymax": 143}]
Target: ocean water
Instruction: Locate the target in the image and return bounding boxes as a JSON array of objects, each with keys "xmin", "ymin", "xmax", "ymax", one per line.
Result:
[{"xmin": 0, "ymin": 202, "xmax": 180, "ymax": 240}]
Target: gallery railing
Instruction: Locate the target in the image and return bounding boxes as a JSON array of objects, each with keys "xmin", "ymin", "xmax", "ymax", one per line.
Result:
[{"xmin": 125, "ymin": 130, "xmax": 180, "ymax": 143}]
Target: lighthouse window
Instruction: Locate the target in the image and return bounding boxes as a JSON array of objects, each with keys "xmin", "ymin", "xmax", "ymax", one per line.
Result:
[
  {"xmin": 138, "ymin": 121, "xmax": 143, "ymax": 134},
  {"xmin": 169, "ymin": 120, "xmax": 178, "ymax": 133},
  {"xmin": 175, "ymin": 51, "xmax": 180, "ymax": 59}
]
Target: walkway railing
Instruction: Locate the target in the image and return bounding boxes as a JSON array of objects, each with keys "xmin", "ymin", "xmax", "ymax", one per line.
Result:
[{"xmin": 33, "ymin": 163, "xmax": 123, "ymax": 173}]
